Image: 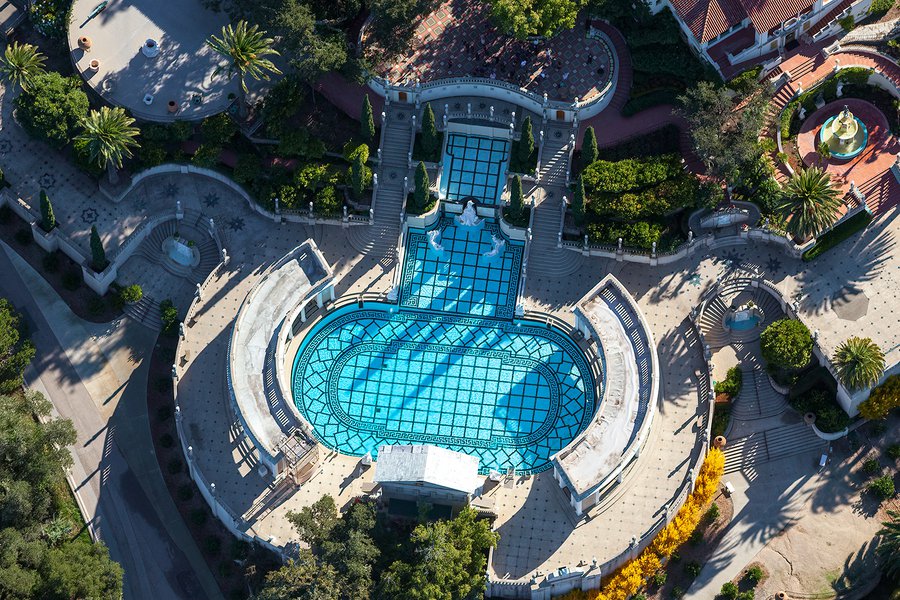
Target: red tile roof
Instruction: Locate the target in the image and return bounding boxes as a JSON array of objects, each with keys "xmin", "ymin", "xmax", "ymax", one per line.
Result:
[
  {"xmin": 807, "ymin": 0, "xmax": 854, "ymax": 37},
  {"xmin": 739, "ymin": 0, "xmax": 815, "ymax": 34},
  {"xmin": 669, "ymin": 0, "xmax": 746, "ymax": 43},
  {"xmin": 670, "ymin": 0, "xmax": 818, "ymax": 44}
]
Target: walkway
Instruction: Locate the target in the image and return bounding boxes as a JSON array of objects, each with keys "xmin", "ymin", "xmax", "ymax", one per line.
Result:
[{"xmin": 0, "ymin": 244, "xmax": 222, "ymax": 600}]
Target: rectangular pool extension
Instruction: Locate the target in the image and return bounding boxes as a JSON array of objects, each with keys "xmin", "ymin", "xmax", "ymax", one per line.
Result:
[{"xmin": 440, "ymin": 133, "xmax": 510, "ymax": 206}]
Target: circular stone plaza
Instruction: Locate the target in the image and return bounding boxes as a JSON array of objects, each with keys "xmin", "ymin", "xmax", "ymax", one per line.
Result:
[{"xmin": 41, "ymin": 0, "xmax": 900, "ymax": 597}]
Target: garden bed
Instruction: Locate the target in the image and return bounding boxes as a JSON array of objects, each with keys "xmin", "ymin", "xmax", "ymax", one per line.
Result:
[
  {"xmin": 646, "ymin": 493, "xmax": 734, "ymax": 600},
  {"xmin": 0, "ymin": 206, "xmax": 122, "ymax": 322},
  {"xmin": 146, "ymin": 326, "xmax": 280, "ymax": 598}
]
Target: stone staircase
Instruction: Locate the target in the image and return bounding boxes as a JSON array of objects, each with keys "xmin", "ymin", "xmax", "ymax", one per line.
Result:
[
  {"xmin": 124, "ymin": 293, "xmax": 163, "ymax": 332},
  {"xmin": 352, "ymin": 108, "xmax": 414, "ymax": 258},
  {"xmin": 730, "ymin": 366, "xmax": 789, "ymax": 421},
  {"xmin": 723, "ymin": 422, "xmax": 827, "ymax": 475},
  {"xmin": 527, "ymin": 125, "xmax": 584, "ymax": 277},
  {"xmin": 134, "ymin": 216, "xmax": 219, "ymax": 283}
]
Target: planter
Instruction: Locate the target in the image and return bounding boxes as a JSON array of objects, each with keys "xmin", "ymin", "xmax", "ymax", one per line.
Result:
[
  {"xmin": 167, "ymin": 100, "xmax": 178, "ymax": 114},
  {"xmin": 714, "ymin": 435, "xmax": 727, "ymax": 449},
  {"xmin": 803, "ymin": 412, "xmax": 816, "ymax": 425},
  {"xmin": 78, "ymin": 36, "xmax": 92, "ymax": 51},
  {"xmin": 88, "ymin": 59, "xmax": 100, "ymax": 72},
  {"xmin": 142, "ymin": 39, "xmax": 160, "ymax": 58}
]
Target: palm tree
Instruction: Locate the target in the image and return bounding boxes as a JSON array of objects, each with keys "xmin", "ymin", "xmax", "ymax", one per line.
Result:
[
  {"xmin": 779, "ymin": 166, "xmax": 842, "ymax": 241},
  {"xmin": 0, "ymin": 42, "xmax": 46, "ymax": 91},
  {"xmin": 879, "ymin": 511, "xmax": 900, "ymax": 581},
  {"xmin": 75, "ymin": 107, "xmax": 140, "ymax": 185},
  {"xmin": 833, "ymin": 337, "xmax": 885, "ymax": 390},
  {"xmin": 206, "ymin": 20, "xmax": 281, "ymax": 113}
]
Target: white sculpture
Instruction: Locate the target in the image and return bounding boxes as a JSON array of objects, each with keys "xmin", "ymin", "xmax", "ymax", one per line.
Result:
[
  {"xmin": 837, "ymin": 80, "xmax": 844, "ymax": 98},
  {"xmin": 427, "ymin": 229, "xmax": 444, "ymax": 252},
  {"xmin": 798, "ymin": 105, "xmax": 807, "ymax": 120},
  {"xmin": 457, "ymin": 200, "xmax": 480, "ymax": 226},
  {"xmin": 482, "ymin": 234, "xmax": 505, "ymax": 258}
]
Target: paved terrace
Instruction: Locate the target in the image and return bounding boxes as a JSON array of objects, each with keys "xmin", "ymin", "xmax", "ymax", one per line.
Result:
[
  {"xmin": 68, "ymin": 0, "xmax": 239, "ymax": 121},
  {"xmin": 368, "ymin": 0, "xmax": 614, "ymax": 102}
]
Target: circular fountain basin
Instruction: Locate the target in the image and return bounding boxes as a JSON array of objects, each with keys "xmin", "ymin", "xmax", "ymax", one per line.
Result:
[
  {"xmin": 162, "ymin": 237, "xmax": 200, "ymax": 267},
  {"xmin": 818, "ymin": 115, "xmax": 868, "ymax": 159}
]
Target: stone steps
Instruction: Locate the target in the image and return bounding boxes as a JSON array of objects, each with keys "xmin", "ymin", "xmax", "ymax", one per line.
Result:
[
  {"xmin": 123, "ymin": 293, "xmax": 162, "ymax": 332},
  {"xmin": 723, "ymin": 422, "xmax": 825, "ymax": 474}
]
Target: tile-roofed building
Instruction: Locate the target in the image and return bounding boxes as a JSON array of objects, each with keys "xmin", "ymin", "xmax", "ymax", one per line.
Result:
[{"xmin": 648, "ymin": 0, "xmax": 873, "ymax": 78}]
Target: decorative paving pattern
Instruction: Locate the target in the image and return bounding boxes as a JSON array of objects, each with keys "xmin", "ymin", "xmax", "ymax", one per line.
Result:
[
  {"xmin": 291, "ymin": 304, "xmax": 596, "ymax": 474},
  {"xmin": 400, "ymin": 218, "xmax": 523, "ymax": 319},
  {"xmin": 367, "ymin": 0, "xmax": 614, "ymax": 102},
  {"xmin": 440, "ymin": 133, "xmax": 510, "ymax": 206}
]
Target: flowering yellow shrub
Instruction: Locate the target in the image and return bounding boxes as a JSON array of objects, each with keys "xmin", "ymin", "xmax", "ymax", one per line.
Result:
[{"xmin": 558, "ymin": 448, "xmax": 725, "ymax": 600}]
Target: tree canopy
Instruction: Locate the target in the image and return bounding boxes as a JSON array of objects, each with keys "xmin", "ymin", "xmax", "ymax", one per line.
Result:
[
  {"xmin": 15, "ymin": 72, "xmax": 88, "ymax": 150},
  {"xmin": 677, "ymin": 80, "xmax": 767, "ymax": 186},
  {"xmin": 760, "ymin": 319, "xmax": 813, "ymax": 371},
  {"xmin": 487, "ymin": 0, "xmax": 582, "ymax": 39},
  {"xmin": 0, "ymin": 299, "xmax": 36, "ymax": 394}
]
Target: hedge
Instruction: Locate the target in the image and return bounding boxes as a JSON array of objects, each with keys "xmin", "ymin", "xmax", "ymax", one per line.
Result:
[
  {"xmin": 622, "ymin": 89, "xmax": 679, "ymax": 116},
  {"xmin": 802, "ymin": 210, "xmax": 873, "ymax": 261}
]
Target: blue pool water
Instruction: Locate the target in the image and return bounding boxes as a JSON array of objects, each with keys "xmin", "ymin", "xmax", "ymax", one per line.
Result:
[
  {"xmin": 400, "ymin": 218, "xmax": 523, "ymax": 319},
  {"xmin": 726, "ymin": 315, "xmax": 760, "ymax": 331},
  {"xmin": 440, "ymin": 133, "xmax": 510, "ymax": 205},
  {"xmin": 292, "ymin": 303, "xmax": 596, "ymax": 473}
]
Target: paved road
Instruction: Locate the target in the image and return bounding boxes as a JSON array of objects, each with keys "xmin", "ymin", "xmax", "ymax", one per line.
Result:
[{"xmin": 0, "ymin": 243, "xmax": 219, "ymax": 600}]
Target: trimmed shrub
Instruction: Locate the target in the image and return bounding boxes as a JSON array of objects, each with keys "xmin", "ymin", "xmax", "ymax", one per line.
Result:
[
  {"xmin": 15, "ymin": 72, "xmax": 88, "ymax": 149},
  {"xmin": 803, "ymin": 210, "xmax": 873, "ymax": 261},
  {"xmin": 869, "ymin": 475, "xmax": 895, "ymax": 500},
  {"xmin": 744, "ymin": 565, "xmax": 763, "ymax": 586},
  {"xmin": 652, "ymin": 571, "xmax": 666, "ymax": 586},
  {"xmin": 39, "ymin": 190, "xmax": 55, "ymax": 232},
  {"xmin": 177, "ymin": 484, "xmax": 194, "ymax": 502},
  {"xmin": 200, "ymin": 113, "xmax": 237, "ymax": 146},
  {"xmin": 167, "ymin": 458, "xmax": 183, "ymax": 474},
  {"xmin": 887, "ymin": 444, "xmax": 900, "ymax": 460},
  {"xmin": 159, "ymin": 433, "xmax": 175, "ymax": 449},
  {"xmin": 160, "ymin": 299, "xmax": 179, "ymax": 336},
  {"xmin": 90, "ymin": 225, "xmax": 108, "ymax": 272},
  {"xmin": 41, "ymin": 252, "xmax": 60, "ymax": 273},
  {"xmin": 705, "ymin": 503, "xmax": 720, "ymax": 522},
  {"xmin": 190, "ymin": 508, "xmax": 209, "ymax": 527},
  {"xmin": 714, "ymin": 367, "xmax": 743, "ymax": 397},
  {"xmin": 684, "ymin": 561, "xmax": 702, "ymax": 578},
  {"xmin": 420, "ymin": 103, "xmax": 439, "ymax": 160},
  {"xmin": 119, "ymin": 284, "xmax": 143, "ymax": 305},
  {"xmin": 361, "ymin": 95, "xmax": 376, "ymax": 143},
  {"xmin": 720, "ymin": 581, "xmax": 739, "ymax": 599},
  {"xmin": 863, "ymin": 458, "xmax": 882, "ymax": 476},
  {"xmin": 581, "ymin": 126, "xmax": 598, "ymax": 170}
]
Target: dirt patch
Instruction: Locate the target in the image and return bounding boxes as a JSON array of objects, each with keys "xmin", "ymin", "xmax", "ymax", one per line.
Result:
[
  {"xmin": 646, "ymin": 493, "xmax": 735, "ymax": 599},
  {"xmin": 0, "ymin": 207, "xmax": 122, "ymax": 322},
  {"xmin": 261, "ymin": 91, "xmax": 364, "ymax": 153}
]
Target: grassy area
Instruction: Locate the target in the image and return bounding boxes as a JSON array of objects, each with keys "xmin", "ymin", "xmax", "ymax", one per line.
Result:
[{"xmin": 802, "ymin": 210, "xmax": 873, "ymax": 261}]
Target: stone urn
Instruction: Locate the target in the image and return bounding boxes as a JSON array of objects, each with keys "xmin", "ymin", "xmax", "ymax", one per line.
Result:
[
  {"xmin": 714, "ymin": 436, "xmax": 727, "ymax": 449},
  {"xmin": 776, "ymin": 593, "xmax": 789, "ymax": 600},
  {"xmin": 78, "ymin": 36, "xmax": 92, "ymax": 52},
  {"xmin": 804, "ymin": 412, "xmax": 816, "ymax": 425},
  {"xmin": 88, "ymin": 59, "xmax": 100, "ymax": 72},
  {"xmin": 142, "ymin": 39, "xmax": 160, "ymax": 58},
  {"xmin": 167, "ymin": 100, "xmax": 178, "ymax": 114}
]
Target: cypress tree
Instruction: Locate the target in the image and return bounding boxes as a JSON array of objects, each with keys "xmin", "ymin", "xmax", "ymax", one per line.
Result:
[
  {"xmin": 414, "ymin": 162, "xmax": 429, "ymax": 209},
  {"xmin": 350, "ymin": 153, "xmax": 366, "ymax": 199},
  {"xmin": 581, "ymin": 126, "xmax": 598, "ymax": 170},
  {"xmin": 421, "ymin": 103, "xmax": 439, "ymax": 159},
  {"xmin": 361, "ymin": 95, "xmax": 375, "ymax": 143},
  {"xmin": 572, "ymin": 176, "xmax": 585, "ymax": 224},
  {"xmin": 508, "ymin": 175, "xmax": 523, "ymax": 221},
  {"xmin": 90, "ymin": 225, "xmax": 107, "ymax": 271},
  {"xmin": 39, "ymin": 190, "xmax": 55, "ymax": 232},
  {"xmin": 518, "ymin": 116, "xmax": 534, "ymax": 165}
]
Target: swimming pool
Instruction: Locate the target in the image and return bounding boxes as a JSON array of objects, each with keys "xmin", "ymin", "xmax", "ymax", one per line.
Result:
[
  {"xmin": 291, "ymin": 303, "xmax": 597, "ymax": 473},
  {"xmin": 440, "ymin": 133, "xmax": 510, "ymax": 206}
]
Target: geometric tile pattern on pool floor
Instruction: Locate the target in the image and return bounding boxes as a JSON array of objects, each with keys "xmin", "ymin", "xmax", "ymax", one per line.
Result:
[
  {"xmin": 400, "ymin": 218, "xmax": 523, "ymax": 319},
  {"xmin": 292, "ymin": 305, "xmax": 599, "ymax": 473},
  {"xmin": 441, "ymin": 133, "xmax": 510, "ymax": 206}
]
